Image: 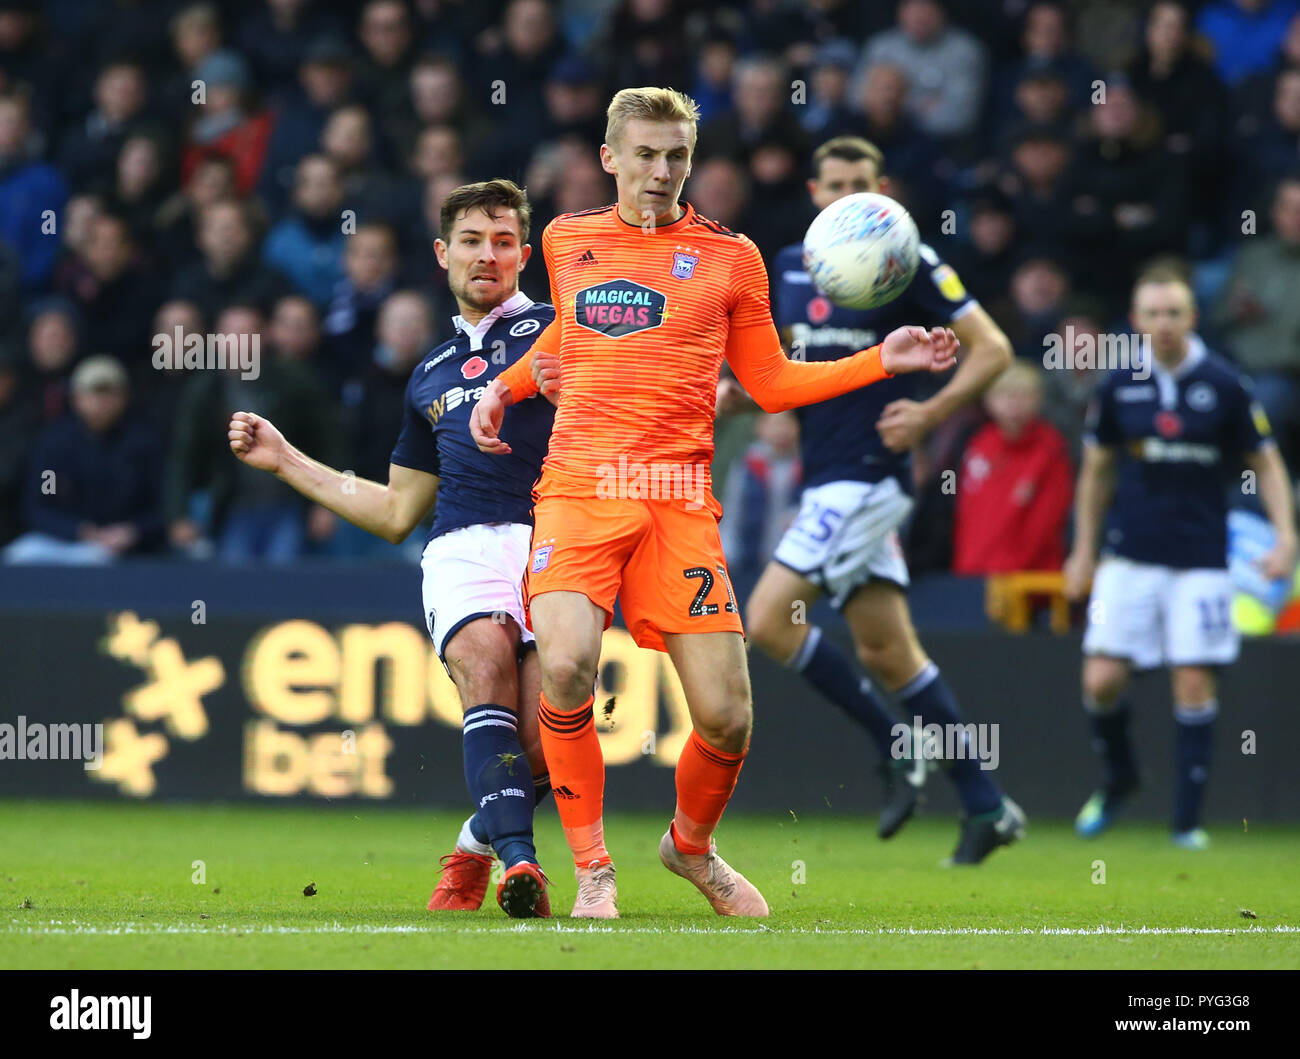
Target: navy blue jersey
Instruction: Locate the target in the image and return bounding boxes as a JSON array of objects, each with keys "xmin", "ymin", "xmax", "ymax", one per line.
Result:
[
  {"xmin": 1084, "ymin": 336, "xmax": 1272, "ymax": 569},
  {"xmin": 772, "ymin": 241, "xmax": 977, "ymax": 490},
  {"xmin": 389, "ymin": 292, "xmax": 555, "ymax": 542}
]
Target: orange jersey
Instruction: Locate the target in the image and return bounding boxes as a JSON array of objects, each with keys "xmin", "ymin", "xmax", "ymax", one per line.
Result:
[{"xmin": 499, "ymin": 201, "xmax": 892, "ymax": 500}]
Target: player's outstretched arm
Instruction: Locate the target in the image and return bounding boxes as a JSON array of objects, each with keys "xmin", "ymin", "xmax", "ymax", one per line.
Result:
[
  {"xmin": 1063, "ymin": 442, "xmax": 1117, "ymax": 600},
  {"xmin": 724, "ymin": 320, "xmax": 958, "ymax": 414},
  {"xmin": 228, "ymin": 411, "xmax": 438, "ymax": 544},
  {"xmin": 1246, "ymin": 443, "xmax": 1299, "ymax": 579}
]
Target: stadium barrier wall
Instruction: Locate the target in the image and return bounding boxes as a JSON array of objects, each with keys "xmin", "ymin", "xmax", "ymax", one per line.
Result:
[{"xmin": 0, "ymin": 563, "xmax": 1295, "ymax": 822}]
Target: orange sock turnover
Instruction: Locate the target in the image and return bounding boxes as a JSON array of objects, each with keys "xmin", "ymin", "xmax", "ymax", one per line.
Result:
[
  {"xmin": 538, "ymin": 691, "xmax": 610, "ymax": 869},
  {"xmin": 672, "ymin": 729, "xmax": 747, "ymax": 855}
]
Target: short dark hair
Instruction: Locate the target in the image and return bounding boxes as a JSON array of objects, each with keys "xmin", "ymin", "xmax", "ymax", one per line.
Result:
[
  {"xmin": 811, "ymin": 136, "xmax": 885, "ymax": 180},
  {"xmin": 439, "ymin": 178, "xmax": 532, "ymax": 243}
]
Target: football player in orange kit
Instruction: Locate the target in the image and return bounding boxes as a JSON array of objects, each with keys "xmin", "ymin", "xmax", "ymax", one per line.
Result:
[{"xmin": 470, "ymin": 87, "xmax": 959, "ymax": 918}]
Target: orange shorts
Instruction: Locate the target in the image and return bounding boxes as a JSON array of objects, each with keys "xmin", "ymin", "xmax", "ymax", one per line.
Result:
[{"xmin": 522, "ymin": 493, "xmax": 745, "ymax": 653}]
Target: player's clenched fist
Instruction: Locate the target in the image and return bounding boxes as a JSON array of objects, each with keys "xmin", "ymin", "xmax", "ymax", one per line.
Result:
[
  {"xmin": 879, "ymin": 326, "xmax": 959, "ymax": 376},
  {"xmin": 470, "ymin": 382, "xmax": 512, "ymax": 455},
  {"xmin": 531, "ymin": 350, "xmax": 561, "ymax": 404},
  {"xmin": 228, "ymin": 411, "xmax": 286, "ymax": 474}
]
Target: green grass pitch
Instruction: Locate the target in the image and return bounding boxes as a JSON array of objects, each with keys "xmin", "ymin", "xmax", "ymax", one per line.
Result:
[{"xmin": 2, "ymin": 801, "xmax": 1296, "ymax": 969}]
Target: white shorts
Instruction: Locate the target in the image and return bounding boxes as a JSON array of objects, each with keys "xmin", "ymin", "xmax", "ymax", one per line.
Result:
[
  {"xmin": 1083, "ymin": 557, "xmax": 1238, "ymax": 670},
  {"xmin": 772, "ymin": 478, "xmax": 912, "ymax": 608},
  {"xmin": 420, "ymin": 522, "xmax": 535, "ymax": 662}
]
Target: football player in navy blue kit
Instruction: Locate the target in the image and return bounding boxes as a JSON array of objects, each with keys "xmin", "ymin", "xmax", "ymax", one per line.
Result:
[
  {"xmin": 717, "ymin": 137, "xmax": 1025, "ymax": 864},
  {"xmin": 229, "ymin": 180, "xmax": 559, "ymax": 916},
  {"xmin": 1065, "ymin": 266, "xmax": 1296, "ymax": 849}
]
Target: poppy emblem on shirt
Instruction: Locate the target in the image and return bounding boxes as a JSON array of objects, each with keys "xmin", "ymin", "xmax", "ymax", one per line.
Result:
[
  {"xmin": 808, "ymin": 296, "xmax": 832, "ymax": 325},
  {"xmin": 1155, "ymin": 410, "xmax": 1183, "ymax": 438},
  {"xmin": 462, "ymin": 356, "xmax": 488, "ymax": 379}
]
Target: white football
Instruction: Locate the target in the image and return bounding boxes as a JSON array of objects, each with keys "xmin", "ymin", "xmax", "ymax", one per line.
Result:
[{"xmin": 802, "ymin": 192, "xmax": 920, "ymax": 310}]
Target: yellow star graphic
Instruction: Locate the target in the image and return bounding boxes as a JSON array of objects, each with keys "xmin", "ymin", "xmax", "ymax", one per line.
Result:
[
  {"xmin": 125, "ymin": 639, "xmax": 223, "ymax": 740},
  {"xmin": 102, "ymin": 611, "xmax": 159, "ymax": 667},
  {"xmin": 92, "ymin": 719, "xmax": 168, "ymax": 797}
]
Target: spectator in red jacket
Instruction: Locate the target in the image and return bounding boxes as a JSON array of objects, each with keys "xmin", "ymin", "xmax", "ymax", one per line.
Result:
[{"xmin": 953, "ymin": 360, "xmax": 1073, "ymax": 574}]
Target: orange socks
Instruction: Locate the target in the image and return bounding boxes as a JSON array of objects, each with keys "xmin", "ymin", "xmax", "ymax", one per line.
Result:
[
  {"xmin": 538, "ymin": 691, "xmax": 610, "ymax": 868},
  {"xmin": 672, "ymin": 729, "xmax": 747, "ymax": 855}
]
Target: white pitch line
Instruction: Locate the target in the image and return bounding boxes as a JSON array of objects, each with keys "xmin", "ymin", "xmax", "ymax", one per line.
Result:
[{"xmin": 5, "ymin": 920, "xmax": 1298, "ymax": 938}]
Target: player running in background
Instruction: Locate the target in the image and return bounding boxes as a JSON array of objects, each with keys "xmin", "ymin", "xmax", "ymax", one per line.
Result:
[
  {"xmin": 1065, "ymin": 266, "xmax": 1296, "ymax": 848},
  {"xmin": 717, "ymin": 136, "xmax": 1025, "ymax": 864},
  {"xmin": 228, "ymin": 180, "xmax": 558, "ymax": 916},
  {"xmin": 470, "ymin": 88, "xmax": 960, "ymax": 918}
]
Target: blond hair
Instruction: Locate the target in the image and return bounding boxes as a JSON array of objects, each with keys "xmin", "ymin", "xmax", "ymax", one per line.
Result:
[
  {"xmin": 605, "ymin": 87, "xmax": 701, "ymax": 152},
  {"xmin": 989, "ymin": 359, "xmax": 1044, "ymax": 396}
]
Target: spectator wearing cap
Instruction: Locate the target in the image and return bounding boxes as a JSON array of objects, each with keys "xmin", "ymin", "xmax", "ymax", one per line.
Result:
[
  {"xmin": 182, "ymin": 49, "xmax": 275, "ymax": 195},
  {"xmin": 0, "ymin": 344, "xmax": 34, "ymax": 545},
  {"xmin": 58, "ymin": 60, "xmax": 149, "ymax": 191},
  {"xmin": 799, "ymin": 40, "xmax": 859, "ymax": 139},
  {"xmin": 0, "ymin": 93, "xmax": 69, "ymax": 291},
  {"xmin": 258, "ymin": 33, "xmax": 357, "ymax": 215},
  {"xmin": 993, "ymin": 67, "xmax": 1073, "ymax": 151},
  {"xmin": 1213, "ymin": 175, "xmax": 1300, "ymax": 468},
  {"xmin": 263, "ymin": 153, "xmax": 346, "ymax": 307},
  {"xmin": 996, "ymin": 124, "xmax": 1081, "ymax": 264},
  {"xmin": 171, "ymin": 198, "xmax": 292, "ymax": 321},
  {"xmin": 1197, "ymin": 0, "xmax": 1300, "ymax": 86},
  {"xmin": 856, "ymin": 0, "xmax": 988, "ymax": 141},
  {"xmin": 56, "ymin": 211, "xmax": 162, "ymax": 362},
  {"xmin": 6, "ymin": 354, "xmax": 165, "ymax": 564},
  {"xmin": 25, "ymin": 298, "xmax": 79, "ymax": 425},
  {"xmin": 947, "ymin": 189, "xmax": 1019, "ymax": 316},
  {"xmin": 952, "ymin": 360, "xmax": 1072, "ymax": 575}
]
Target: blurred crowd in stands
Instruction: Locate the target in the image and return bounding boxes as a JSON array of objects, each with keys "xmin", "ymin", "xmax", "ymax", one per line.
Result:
[{"xmin": 0, "ymin": 0, "xmax": 1297, "ymax": 572}]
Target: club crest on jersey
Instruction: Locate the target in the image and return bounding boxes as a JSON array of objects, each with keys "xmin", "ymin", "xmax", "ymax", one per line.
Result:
[
  {"xmin": 573, "ymin": 279, "xmax": 667, "ymax": 338},
  {"xmin": 1155, "ymin": 410, "xmax": 1183, "ymax": 438},
  {"xmin": 671, "ymin": 252, "xmax": 698, "ymax": 279},
  {"xmin": 509, "ymin": 318, "xmax": 541, "ymax": 337},
  {"xmin": 808, "ymin": 295, "xmax": 833, "ymax": 325},
  {"xmin": 531, "ymin": 545, "xmax": 553, "ymax": 572},
  {"xmin": 461, "ymin": 356, "xmax": 488, "ymax": 379},
  {"xmin": 1187, "ymin": 382, "xmax": 1216, "ymax": 412}
]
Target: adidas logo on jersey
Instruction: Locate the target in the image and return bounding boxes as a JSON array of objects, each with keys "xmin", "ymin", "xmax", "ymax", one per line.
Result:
[
  {"xmin": 576, "ymin": 249, "xmax": 598, "ymax": 265},
  {"xmin": 552, "ymin": 785, "xmax": 580, "ymax": 799}
]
